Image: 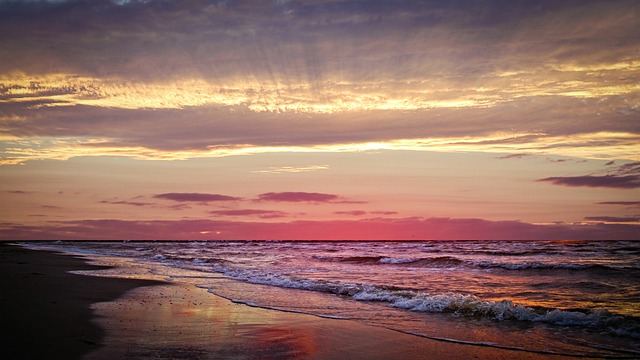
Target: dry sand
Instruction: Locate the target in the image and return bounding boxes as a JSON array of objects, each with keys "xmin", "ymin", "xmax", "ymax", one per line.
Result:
[{"xmin": 1, "ymin": 243, "xmax": 588, "ymax": 360}]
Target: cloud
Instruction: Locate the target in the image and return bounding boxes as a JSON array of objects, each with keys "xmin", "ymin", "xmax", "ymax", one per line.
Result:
[
  {"xmin": 99, "ymin": 200, "xmax": 154, "ymax": 207},
  {"xmin": 539, "ymin": 161, "xmax": 640, "ymax": 188},
  {"xmin": 334, "ymin": 210, "xmax": 367, "ymax": 216},
  {"xmin": 256, "ymin": 192, "xmax": 342, "ymax": 203},
  {"xmin": 41, "ymin": 205, "xmax": 61, "ymax": 209},
  {"xmin": 210, "ymin": 209, "xmax": 287, "ymax": 219},
  {"xmin": 370, "ymin": 211, "xmax": 399, "ymax": 215},
  {"xmin": 537, "ymin": 175, "xmax": 640, "ymax": 189},
  {"xmin": 154, "ymin": 193, "xmax": 241, "ymax": 202},
  {"xmin": 613, "ymin": 161, "xmax": 640, "ymax": 176},
  {"xmin": 584, "ymin": 216, "xmax": 639, "ymax": 223},
  {"xmin": 1, "ymin": 1, "xmax": 639, "ymax": 164},
  {"xmin": 497, "ymin": 153, "xmax": 531, "ymax": 160},
  {"xmin": 596, "ymin": 201, "xmax": 640, "ymax": 207},
  {"xmin": 251, "ymin": 165, "xmax": 330, "ymax": 174},
  {"xmin": 1, "ymin": 217, "xmax": 638, "ymax": 241}
]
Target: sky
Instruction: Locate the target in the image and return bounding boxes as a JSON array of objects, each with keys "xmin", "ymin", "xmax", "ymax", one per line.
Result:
[{"xmin": 0, "ymin": 0, "xmax": 639, "ymax": 240}]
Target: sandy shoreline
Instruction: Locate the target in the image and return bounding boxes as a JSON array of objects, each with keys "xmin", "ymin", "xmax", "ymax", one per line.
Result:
[
  {"xmin": 1, "ymin": 243, "xmax": 589, "ymax": 359},
  {"xmin": 0, "ymin": 242, "xmax": 165, "ymax": 359}
]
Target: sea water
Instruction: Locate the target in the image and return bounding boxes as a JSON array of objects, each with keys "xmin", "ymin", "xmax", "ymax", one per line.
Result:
[{"xmin": 26, "ymin": 240, "xmax": 640, "ymax": 357}]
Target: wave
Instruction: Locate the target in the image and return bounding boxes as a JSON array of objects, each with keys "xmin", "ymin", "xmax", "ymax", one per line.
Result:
[
  {"xmin": 208, "ymin": 268, "xmax": 639, "ymax": 339},
  {"xmin": 380, "ymin": 256, "xmax": 465, "ymax": 267},
  {"xmin": 469, "ymin": 250, "xmax": 554, "ymax": 256},
  {"xmin": 474, "ymin": 261, "xmax": 634, "ymax": 272},
  {"xmin": 315, "ymin": 255, "xmax": 466, "ymax": 267},
  {"xmin": 314, "ymin": 254, "xmax": 634, "ymax": 272},
  {"xmin": 336, "ymin": 256, "xmax": 386, "ymax": 264}
]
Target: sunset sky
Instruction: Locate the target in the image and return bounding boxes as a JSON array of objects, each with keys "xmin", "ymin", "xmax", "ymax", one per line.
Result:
[{"xmin": 1, "ymin": 0, "xmax": 639, "ymax": 240}]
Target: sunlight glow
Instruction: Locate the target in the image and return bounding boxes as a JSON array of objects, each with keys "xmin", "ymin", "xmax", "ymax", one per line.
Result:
[
  {"xmin": 3, "ymin": 132, "xmax": 638, "ymax": 165},
  {"xmin": 2, "ymin": 69, "xmax": 638, "ymax": 113}
]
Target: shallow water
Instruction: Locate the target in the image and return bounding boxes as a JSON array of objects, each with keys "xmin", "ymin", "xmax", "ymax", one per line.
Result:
[{"xmin": 27, "ymin": 240, "xmax": 640, "ymax": 358}]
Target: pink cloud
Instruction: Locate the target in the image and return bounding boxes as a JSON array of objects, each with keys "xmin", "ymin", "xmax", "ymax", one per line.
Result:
[
  {"xmin": 154, "ymin": 193, "xmax": 241, "ymax": 202},
  {"xmin": 334, "ymin": 211, "xmax": 367, "ymax": 216},
  {"xmin": 371, "ymin": 211, "xmax": 399, "ymax": 215}
]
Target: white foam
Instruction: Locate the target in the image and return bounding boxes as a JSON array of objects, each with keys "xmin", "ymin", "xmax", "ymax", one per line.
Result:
[{"xmin": 202, "ymin": 268, "xmax": 639, "ymax": 338}]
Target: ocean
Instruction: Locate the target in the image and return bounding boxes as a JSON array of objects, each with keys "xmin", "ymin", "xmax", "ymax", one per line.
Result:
[{"xmin": 25, "ymin": 240, "xmax": 639, "ymax": 358}]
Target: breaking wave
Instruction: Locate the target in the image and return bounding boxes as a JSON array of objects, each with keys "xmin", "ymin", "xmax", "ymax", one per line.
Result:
[
  {"xmin": 202, "ymin": 266, "xmax": 639, "ymax": 339},
  {"xmin": 314, "ymin": 254, "xmax": 633, "ymax": 272}
]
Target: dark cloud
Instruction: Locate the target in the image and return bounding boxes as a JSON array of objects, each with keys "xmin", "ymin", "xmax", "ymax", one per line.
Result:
[
  {"xmin": 613, "ymin": 162, "xmax": 640, "ymax": 176},
  {"xmin": 154, "ymin": 193, "xmax": 241, "ymax": 202},
  {"xmin": 1, "ymin": 0, "xmax": 634, "ymax": 80},
  {"xmin": 539, "ymin": 161, "xmax": 640, "ymax": 189},
  {"xmin": 537, "ymin": 175, "xmax": 640, "ymax": 189},
  {"xmin": 596, "ymin": 201, "xmax": 640, "ymax": 207},
  {"xmin": 256, "ymin": 192, "xmax": 341, "ymax": 203},
  {"xmin": 584, "ymin": 216, "xmax": 639, "ymax": 223}
]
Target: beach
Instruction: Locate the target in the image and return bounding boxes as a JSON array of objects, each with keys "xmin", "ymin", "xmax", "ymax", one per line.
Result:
[
  {"xmin": 0, "ymin": 242, "xmax": 165, "ymax": 359},
  {"xmin": 0, "ymin": 242, "xmax": 598, "ymax": 359}
]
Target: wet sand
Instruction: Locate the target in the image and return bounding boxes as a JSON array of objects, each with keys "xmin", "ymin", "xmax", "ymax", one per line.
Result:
[{"xmin": 1, "ymin": 243, "xmax": 587, "ymax": 360}]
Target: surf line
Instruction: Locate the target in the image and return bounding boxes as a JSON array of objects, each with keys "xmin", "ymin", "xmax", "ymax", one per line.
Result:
[{"xmin": 198, "ymin": 285, "xmax": 350, "ymax": 320}]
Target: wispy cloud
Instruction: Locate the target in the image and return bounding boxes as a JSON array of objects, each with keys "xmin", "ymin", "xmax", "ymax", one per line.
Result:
[
  {"xmin": 4, "ymin": 131, "xmax": 638, "ymax": 166},
  {"xmin": 538, "ymin": 161, "xmax": 640, "ymax": 189},
  {"xmin": 99, "ymin": 200, "xmax": 154, "ymax": 207},
  {"xmin": 256, "ymin": 192, "xmax": 342, "ymax": 203},
  {"xmin": 210, "ymin": 209, "xmax": 288, "ymax": 219},
  {"xmin": 370, "ymin": 211, "xmax": 399, "ymax": 215},
  {"xmin": 154, "ymin": 193, "xmax": 241, "ymax": 202},
  {"xmin": 596, "ymin": 201, "xmax": 640, "ymax": 207},
  {"xmin": 251, "ymin": 165, "xmax": 330, "ymax": 174},
  {"xmin": 334, "ymin": 210, "xmax": 367, "ymax": 216},
  {"xmin": 497, "ymin": 153, "xmax": 532, "ymax": 160}
]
